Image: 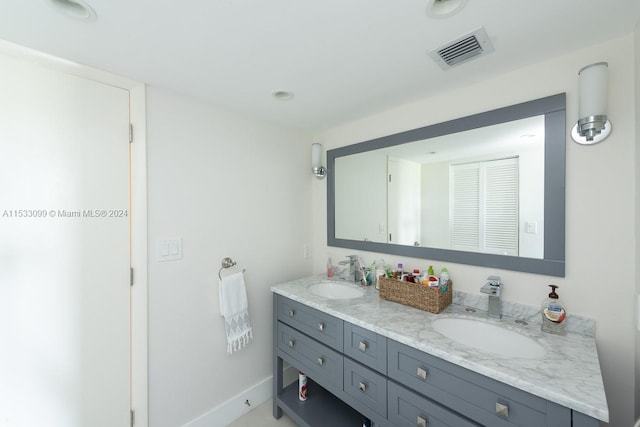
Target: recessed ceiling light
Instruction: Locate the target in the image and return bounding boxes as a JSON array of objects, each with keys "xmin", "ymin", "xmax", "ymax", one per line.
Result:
[
  {"xmin": 272, "ymin": 90, "xmax": 294, "ymax": 101},
  {"xmin": 50, "ymin": 0, "xmax": 97, "ymax": 22},
  {"xmin": 426, "ymin": 0, "xmax": 468, "ymax": 19}
]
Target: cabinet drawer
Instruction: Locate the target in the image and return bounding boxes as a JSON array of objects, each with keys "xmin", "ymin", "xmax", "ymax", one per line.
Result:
[
  {"xmin": 388, "ymin": 381, "xmax": 478, "ymax": 427},
  {"xmin": 344, "ymin": 323, "xmax": 387, "ymax": 374},
  {"xmin": 344, "ymin": 358, "xmax": 387, "ymax": 418},
  {"xmin": 388, "ymin": 340, "xmax": 546, "ymax": 427},
  {"xmin": 277, "ymin": 321, "xmax": 343, "ymax": 392},
  {"xmin": 277, "ymin": 296, "xmax": 343, "ymax": 351}
]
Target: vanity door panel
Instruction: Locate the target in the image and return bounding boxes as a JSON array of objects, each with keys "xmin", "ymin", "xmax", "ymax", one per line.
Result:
[
  {"xmin": 344, "ymin": 323, "xmax": 387, "ymax": 374},
  {"xmin": 344, "ymin": 358, "xmax": 387, "ymax": 418}
]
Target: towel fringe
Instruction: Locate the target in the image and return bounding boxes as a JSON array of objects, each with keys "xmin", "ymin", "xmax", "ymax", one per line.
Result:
[{"xmin": 227, "ymin": 329, "xmax": 253, "ymax": 355}]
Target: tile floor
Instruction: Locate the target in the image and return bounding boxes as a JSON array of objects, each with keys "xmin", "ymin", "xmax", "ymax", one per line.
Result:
[{"xmin": 227, "ymin": 398, "xmax": 298, "ymax": 427}]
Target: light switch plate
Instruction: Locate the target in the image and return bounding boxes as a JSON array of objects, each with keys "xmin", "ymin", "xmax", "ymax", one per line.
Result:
[
  {"xmin": 526, "ymin": 222, "xmax": 538, "ymax": 234},
  {"xmin": 157, "ymin": 238, "xmax": 183, "ymax": 262}
]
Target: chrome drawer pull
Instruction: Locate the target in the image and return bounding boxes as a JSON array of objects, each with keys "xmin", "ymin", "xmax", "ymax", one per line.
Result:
[
  {"xmin": 288, "ymin": 339, "xmax": 295, "ymax": 348},
  {"xmin": 288, "ymin": 309, "xmax": 295, "ymax": 317},
  {"xmin": 318, "ymin": 322, "xmax": 325, "ymax": 331},
  {"xmin": 416, "ymin": 367, "xmax": 428, "ymax": 380},
  {"xmin": 358, "ymin": 341, "xmax": 368, "ymax": 352},
  {"xmin": 496, "ymin": 402, "xmax": 509, "ymax": 417},
  {"xmin": 358, "ymin": 382, "xmax": 366, "ymax": 392},
  {"xmin": 417, "ymin": 415, "xmax": 427, "ymax": 427},
  {"xmin": 317, "ymin": 357, "xmax": 324, "ymax": 366}
]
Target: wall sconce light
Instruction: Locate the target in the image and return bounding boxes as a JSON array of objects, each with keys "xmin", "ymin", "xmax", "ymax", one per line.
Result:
[
  {"xmin": 311, "ymin": 143, "xmax": 326, "ymax": 179},
  {"xmin": 571, "ymin": 62, "xmax": 612, "ymax": 145}
]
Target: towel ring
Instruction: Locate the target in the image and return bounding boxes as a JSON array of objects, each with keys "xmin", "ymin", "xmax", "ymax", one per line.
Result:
[{"xmin": 218, "ymin": 257, "xmax": 246, "ymax": 280}]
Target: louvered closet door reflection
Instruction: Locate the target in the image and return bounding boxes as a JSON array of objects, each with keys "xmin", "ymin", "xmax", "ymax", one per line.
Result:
[{"xmin": 450, "ymin": 157, "xmax": 519, "ymax": 256}]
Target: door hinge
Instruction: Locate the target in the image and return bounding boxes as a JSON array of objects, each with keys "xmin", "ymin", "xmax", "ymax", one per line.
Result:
[
  {"xmin": 130, "ymin": 409, "xmax": 135, "ymax": 427},
  {"xmin": 129, "ymin": 123, "xmax": 133, "ymax": 143},
  {"xmin": 130, "ymin": 268, "xmax": 134, "ymax": 287},
  {"xmin": 388, "ymin": 174, "xmax": 391, "ymax": 183}
]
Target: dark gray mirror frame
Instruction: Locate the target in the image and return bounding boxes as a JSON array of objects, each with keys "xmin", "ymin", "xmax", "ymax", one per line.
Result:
[{"xmin": 327, "ymin": 93, "xmax": 566, "ymax": 277}]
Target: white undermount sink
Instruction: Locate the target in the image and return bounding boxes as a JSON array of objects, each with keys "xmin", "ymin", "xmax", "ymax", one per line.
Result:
[
  {"xmin": 431, "ymin": 317, "xmax": 546, "ymax": 359},
  {"xmin": 308, "ymin": 281, "xmax": 365, "ymax": 299}
]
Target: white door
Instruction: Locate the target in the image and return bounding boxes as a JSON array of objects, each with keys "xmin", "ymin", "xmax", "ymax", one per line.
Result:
[
  {"xmin": 0, "ymin": 54, "xmax": 131, "ymax": 426},
  {"xmin": 387, "ymin": 157, "xmax": 421, "ymax": 246}
]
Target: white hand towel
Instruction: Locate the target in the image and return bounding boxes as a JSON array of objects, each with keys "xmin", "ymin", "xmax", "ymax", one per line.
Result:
[{"xmin": 219, "ymin": 271, "xmax": 253, "ymax": 354}]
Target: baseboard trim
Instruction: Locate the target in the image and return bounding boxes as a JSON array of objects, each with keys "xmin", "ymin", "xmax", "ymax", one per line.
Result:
[
  {"xmin": 182, "ymin": 365, "xmax": 298, "ymax": 427},
  {"xmin": 181, "ymin": 372, "xmax": 270, "ymax": 427}
]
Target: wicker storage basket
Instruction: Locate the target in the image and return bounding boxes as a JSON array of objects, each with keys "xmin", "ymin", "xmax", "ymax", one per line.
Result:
[{"xmin": 378, "ymin": 277, "xmax": 452, "ymax": 314}]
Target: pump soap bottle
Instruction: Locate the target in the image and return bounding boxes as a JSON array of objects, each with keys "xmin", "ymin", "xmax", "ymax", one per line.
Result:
[{"xmin": 541, "ymin": 285, "xmax": 567, "ymax": 335}]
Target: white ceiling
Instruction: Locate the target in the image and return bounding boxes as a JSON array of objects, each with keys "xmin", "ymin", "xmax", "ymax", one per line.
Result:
[
  {"xmin": 0, "ymin": 0, "xmax": 638, "ymax": 131},
  {"xmin": 386, "ymin": 115, "xmax": 545, "ymax": 164}
]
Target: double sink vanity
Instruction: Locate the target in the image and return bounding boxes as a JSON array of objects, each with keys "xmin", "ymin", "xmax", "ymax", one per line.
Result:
[
  {"xmin": 272, "ymin": 92, "xmax": 608, "ymax": 426},
  {"xmin": 272, "ymin": 276, "xmax": 608, "ymax": 427}
]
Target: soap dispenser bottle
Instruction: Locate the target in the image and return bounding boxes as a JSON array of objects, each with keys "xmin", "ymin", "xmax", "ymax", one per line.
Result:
[{"xmin": 541, "ymin": 285, "xmax": 567, "ymax": 335}]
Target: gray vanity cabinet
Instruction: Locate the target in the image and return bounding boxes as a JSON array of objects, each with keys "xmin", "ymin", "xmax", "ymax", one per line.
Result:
[
  {"xmin": 277, "ymin": 322, "xmax": 344, "ymax": 392},
  {"xmin": 274, "ymin": 294, "xmax": 383, "ymax": 426},
  {"xmin": 273, "ymin": 294, "xmax": 600, "ymax": 427},
  {"xmin": 388, "ymin": 340, "xmax": 553, "ymax": 427}
]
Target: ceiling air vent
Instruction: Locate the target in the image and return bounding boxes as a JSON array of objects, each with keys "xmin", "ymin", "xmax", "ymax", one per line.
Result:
[{"xmin": 428, "ymin": 27, "xmax": 494, "ymax": 70}]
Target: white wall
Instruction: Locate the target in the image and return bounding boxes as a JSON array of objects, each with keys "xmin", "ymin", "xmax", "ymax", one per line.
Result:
[
  {"xmin": 421, "ymin": 161, "xmax": 449, "ymax": 248},
  {"xmin": 146, "ymin": 87, "xmax": 312, "ymax": 427},
  {"xmin": 314, "ymin": 35, "xmax": 636, "ymax": 426}
]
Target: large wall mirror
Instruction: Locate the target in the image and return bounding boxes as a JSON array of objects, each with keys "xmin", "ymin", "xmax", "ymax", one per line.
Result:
[{"xmin": 327, "ymin": 93, "xmax": 566, "ymax": 276}]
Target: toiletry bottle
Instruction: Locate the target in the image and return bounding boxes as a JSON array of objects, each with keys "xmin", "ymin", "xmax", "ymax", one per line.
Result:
[
  {"xmin": 541, "ymin": 285, "xmax": 567, "ymax": 335},
  {"xmin": 298, "ymin": 372, "xmax": 308, "ymax": 401},
  {"xmin": 426, "ymin": 265, "xmax": 438, "ymax": 287},
  {"xmin": 422, "ymin": 269, "xmax": 430, "ymax": 285},
  {"xmin": 374, "ymin": 262, "xmax": 387, "ymax": 290},
  {"xmin": 439, "ymin": 267, "xmax": 449, "ymax": 286},
  {"xmin": 396, "ymin": 263, "xmax": 404, "ymax": 280},
  {"xmin": 327, "ymin": 257, "xmax": 333, "ymax": 278},
  {"xmin": 439, "ymin": 267, "xmax": 449, "ymax": 292}
]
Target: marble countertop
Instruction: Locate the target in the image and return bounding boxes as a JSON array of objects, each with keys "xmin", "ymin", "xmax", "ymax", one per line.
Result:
[{"xmin": 271, "ymin": 275, "xmax": 609, "ymax": 423}]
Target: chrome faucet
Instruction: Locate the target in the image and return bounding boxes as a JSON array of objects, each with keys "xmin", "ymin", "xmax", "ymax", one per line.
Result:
[
  {"xmin": 480, "ymin": 276, "xmax": 502, "ymax": 319},
  {"xmin": 338, "ymin": 255, "xmax": 368, "ymax": 285}
]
